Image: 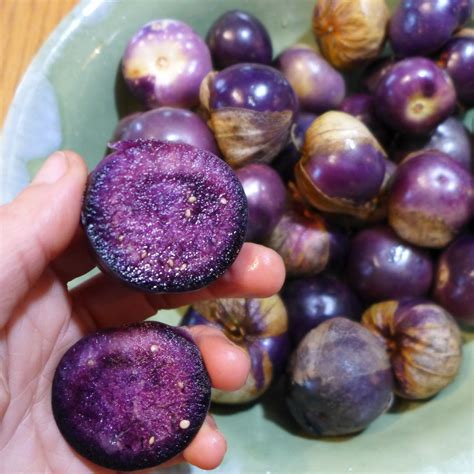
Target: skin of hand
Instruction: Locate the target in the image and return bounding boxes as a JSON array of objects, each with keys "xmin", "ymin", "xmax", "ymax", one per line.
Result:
[{"xmin": 0, "ymin": 151, "xmax": 285, "ymax": 473}]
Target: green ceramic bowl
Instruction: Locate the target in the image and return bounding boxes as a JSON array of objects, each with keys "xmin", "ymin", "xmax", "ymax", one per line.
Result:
[{"xmin": 1, "ymin": 1, "xmax": 473, "ymax": 472}]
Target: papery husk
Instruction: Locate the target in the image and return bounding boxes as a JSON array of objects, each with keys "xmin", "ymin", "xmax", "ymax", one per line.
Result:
[
  {"xmin": 313, "ymin": 0, "xmax": 390, "ymax": 70},
  {"xmin": 199, "ymin": 71, "xmax": 294, "ymax": 168},
  {"xmin": 295, "ymin": 111, "xmax": 388, "ymax": 220}
]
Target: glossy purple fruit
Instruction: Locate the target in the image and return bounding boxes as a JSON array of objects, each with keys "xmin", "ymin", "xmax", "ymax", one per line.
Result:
[
  {"xmin": 375, "ymin": 57, "xmax": 456, "ymax": 136},
  {"xmin": 339, "ymin": 93, "xmax": 390, "ymax": 145},
  {"xmin": 182, "ymin": 296, "xmax": 290, "ymax": 403},
  {"xmin": 272, "ymin": 112, "xmax": 318, "ymax": 183},
  {"xmin": 206, "ymin": 10, "xmax": 272, "ymax": 69},
  {"xmin": 297, "ymin": 112, "xmax": 387, "ymax": 219},
  {"xmin": 235, "ymin": 164, "xmax": 286, "ymax": 242},
  {"xmin": 280, "ymin": 274, "xmax": 361, "ymax": 346},
  {"xmin": 437, "ymin": 29, "xmax": 474, "ymax": 107},
  {"xmin": 275, "ymin": 44, "xmax": 346, "ymax": 113},
  {"xmin": 265, "ymin": 200, "xmax": 348, "ymax": 277},
  {"xmin": 201, "ymin": 63, "xmax": 298, "ymax": 167},
  {"xmin": 389, "ymin": 0, "xmax": 472, "ymax": 57},
  {"xmin": 388, "ymin": 150, "xmax": 473, "ymax": 248},
  {"xmin": 390, "ymin": 116, "xmax": 472, "ymax": 171},
  {"xmin": 111, "ymin": 113, "xmax": 142, "ymax": 142},
  {"xmin": 52, "ymin": 321, "xmax": 211, "ymax": 471},
  {"xmin": 122, "ymin": 19, "xmax": 212, "ymax": 108},
  {"xmin": 287, "ymin": 318, "xmax": 393, "ymax": 436},
  {"xmin": 362, "ymin": 299, "xmax": 462, "ymax": 399},
  {"xmin": 362, "ymin": 56, "xmax": 395, "ymax": 93},
  {"xmin": 348, "ymin": 226, "xmax": 434, "ymax": 302},
  {"xmin": 81, "ymin": 140, "xmax": 247, "ymax": 293},
  {"xmin": 434, "ymin": 233, "xmax": 474, "ymax": 329},
  {"xmin": 111, "ymin": 107, "xmax": 220, "ymax": 155}
]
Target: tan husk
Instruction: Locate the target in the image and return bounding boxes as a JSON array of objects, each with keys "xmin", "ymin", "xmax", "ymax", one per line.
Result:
[
  {"xmin": 209, "ymin": 107, "xmax": 293, "ymax": 167},
  {"xmin": 313, "ymin": 0, "xmax": 390, "ymax": 70},
  {"xmin": 296, "ymin": 111, "xmax": 387, "ymax": 219},
  {"xmin": 199, "ymin": 70, "xmax": 293, "ymax": 167}
]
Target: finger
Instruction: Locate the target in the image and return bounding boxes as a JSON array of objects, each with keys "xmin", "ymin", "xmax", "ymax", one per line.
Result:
[
  {"xmin": 182, "ymin": 415, "xmax": 227, "ymax": 470},
  {"xmin": 71, "ymin": 243, "xmax": 285, "ymax": 329},
  {"xmin": 0, "ymin": 151, "xmax": 88, "ymax": 323},
  {"xmin": 187, "ymin": 325, "xmax": 250, "ymax": 391},
  {"xmin": 156, "ymin": 415, "xmax": 226, "ymax": 471},
  {"xmin": 51, "ymin": 226, "xmax": 96, "ymax": 282}
]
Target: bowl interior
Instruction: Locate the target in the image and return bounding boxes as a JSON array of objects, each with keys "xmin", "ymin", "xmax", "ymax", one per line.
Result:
[{"xmin": 1, "ymin": 1, "xmax": 473, "ymax": 472}]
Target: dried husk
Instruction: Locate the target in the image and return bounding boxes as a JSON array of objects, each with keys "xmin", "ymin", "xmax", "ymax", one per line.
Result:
[
  {"xmin": 193, "ymin": 296, "xmax": 288, "ymax": 404},
  {"xmin": 313, "ymin": 0, "xmax": 390, "ymax": 70},
  {"xmin": 295, "ymin": 111, "xmax": 387, "ymax": 219},
  {"xmin": 362, "ymin": 301, "xmax": 462, "ymax": 400},
  {"xmin": 199, "ymin": 71, "xmax": 294, "ymax": 168}
]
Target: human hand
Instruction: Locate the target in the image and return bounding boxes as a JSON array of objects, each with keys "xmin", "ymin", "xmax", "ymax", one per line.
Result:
[{"xmin": 0, "ymin": 151, "xmax": 285, "ymax": 472}]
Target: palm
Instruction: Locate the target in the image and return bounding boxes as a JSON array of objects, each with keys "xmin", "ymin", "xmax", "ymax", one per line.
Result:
[
  {"xmin": 0, "ymin": 151, "xmax": 284, "ymax": 472},
  {"xmin": 0, "ymin": 268, "xmax": 110, "ymax": 472}
]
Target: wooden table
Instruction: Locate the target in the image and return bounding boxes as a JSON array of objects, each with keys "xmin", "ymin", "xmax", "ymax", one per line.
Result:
[{"xmin": 1, "ymin": 0, "xmax": 78, "ymax": 125}]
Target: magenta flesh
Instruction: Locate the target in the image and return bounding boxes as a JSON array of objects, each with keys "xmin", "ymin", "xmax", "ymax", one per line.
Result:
[
  {"xmin": 286, "ymin": 318, "xmax": 393, "ymax": 436},
  {"xmin": 81, "ymin": 140, "xmax": 247, "ymax": 293},
  {"xmin": 122, "ymin": 19, "xmax": 212, "ymax": 108},
  {"xmin": 235, "ymin": 163, "xmax": 286, "ymax": 242},
  {"xmin": 111, "ymin": 107, "xmax": 220, "ymax": 156},
  {"xmin": 275, "ymin": 45, "xmax": 346, "ymax": 113},
  {"xmin": 51, "ymin": 321, "xmax": 211, "ymax": 471},
  {"xmin": 206, "ymin": 10, "xmax": 273, "ymax": 69},
  {"xmin": 434, "ymin": 233, "xmax": 474, "ymax": 329},
  {"xmin": 374, "ymin": 57, "xmax": 456, "ymax": 136},
  {"xmin": 348, "ymin": 226, "xmax": 434, "ymax": 302}
]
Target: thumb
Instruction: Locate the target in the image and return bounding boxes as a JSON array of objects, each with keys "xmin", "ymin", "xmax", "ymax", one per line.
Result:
[{"xmin": 0, "ymin": 151, "xmax": 88, "ymax": 320}]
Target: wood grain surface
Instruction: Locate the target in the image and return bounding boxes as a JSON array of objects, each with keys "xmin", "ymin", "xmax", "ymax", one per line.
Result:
[{"xmin": 1, "ymin": 0, "xmax": 78, "ymax": 125}]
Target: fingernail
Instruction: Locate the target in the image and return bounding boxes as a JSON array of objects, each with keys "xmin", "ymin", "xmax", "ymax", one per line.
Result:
[{"xmin": 33, "ymin": 151, "xmax": 69, "ymax": 185}]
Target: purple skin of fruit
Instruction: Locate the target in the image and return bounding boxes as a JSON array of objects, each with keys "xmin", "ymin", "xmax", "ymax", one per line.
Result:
[
  {"xmin": 206, "ymin": 10, "xmax": 273, "ymax": 69},
  {"xmin": 388, "ymin": 150, "xmax": 473, "ymax": 248},
  {"xmin": 274, "ymin": 45, "xmax": 346, "ymax": 113},
  {"xmin": 81, "ymin": 140, "xmax": 247, "ymax": 293},
  {"xmin": 339, "ymin": 93, "xmax": 390, "ymax": 145},
  {"xmin": 122, "ymin": 19, "xmax": 212, "ymax": 108},
  {"xmin": 286, "ymin": 317, "xmax": 394, "ymax": 436},
  {"xmin": 265, "ymin": 200, "xmax": 348, "ymax": 277},
  {"xmin": 362, "ymin": 56, "xmax": 395, "ymax": 94},
  {"xmin": 390, "ymin": 116, "xmax": 473, "ymax": 171},
  {"xmin": 280, "ymin": 274, "xmax": 362, "ymax": 346},
  {"xmin": 375, "ymin": 57, "xmax": 456, "ymax": 136},
  {"xmin": 181, "ymin": 296, "xmax": 290, "ymax": 403},
  {"xmin": 111, "ymin": 107, "xmax": 220, "ymax": 156},
  {"xmin": 362, "ymin": 299, "xmax": 462, "ymax": 399},
  {"xmin": 348, "ymin": 225, "xmax": 434, "ymax": 303},
  {"xmin": 437, "ymin": 31, "xmax": 474, "ymax": 107},
  {"xmin": 272, "ymin": 112, "xmax": 318, "ymax": 183},
  {"xmin": 434, "ymin": 233, "xmax": 474, "ymax": 329},
  {"xmin": 51, "ymin": 321, "xmax": 211, "ymax": 471},
  {"xmin": 202, "ymin": 63, "xmax": 298, "ymax": 167},
  {"xmin": 235, "ymin": 164, "xmax": 286, "ymax": 242},
  {"xmin": 304, "ymin": 140, "xmax": 386, "ymax": 205},
  {"xmin": 209, "ymin": 63, "xmax": 298, "ymax": 115},
  {"xmin": 111, "ymin": 113, "xmax": 143, "ymax": 142},
  {"xmin": 388, "ymin": 0, "xmax": 472, "ymax": 57}
]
